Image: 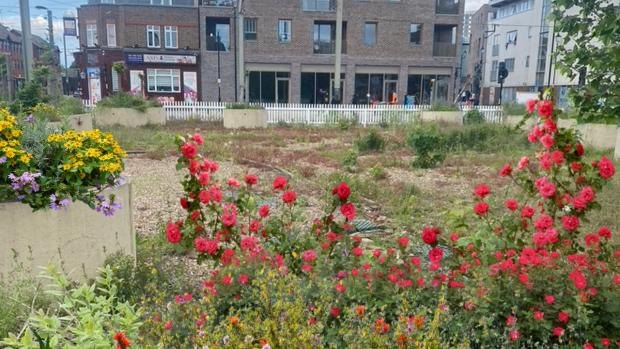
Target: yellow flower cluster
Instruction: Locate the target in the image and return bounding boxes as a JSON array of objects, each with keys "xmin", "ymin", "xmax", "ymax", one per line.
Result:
[
  {"xmin": 47, "ymin": 129, "xmax": 126, "ymax": 175},
  {"xmin": 30, "ymin": 103, "xmax": 59, "ymax": 118},
  {"xmin": 0, "ymin": 108, "xmax": 32, "ymax": 165}
]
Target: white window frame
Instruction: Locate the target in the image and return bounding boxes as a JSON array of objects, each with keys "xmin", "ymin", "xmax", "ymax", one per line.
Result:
[
  {"xmin": 106, "ymin": 23, "xmax": 117, "ymax": 47},
  {"xmin": 147, "ymin": 69, "xmax": 181, "ymax": 93},
  {"xmin": 244, "ymin": 18, "xmax": 257, "ymax": 41},
  {"xmin": 150, "ymin": 0, "xmax": 172, "ymax": 5},
  {"xmin": 86, "ymin": 24, "xmax": 97, "ymax": 47},
  {"xmin": 111, "ymin": 68, "xmax": 120, "ymax": 92},
  {"xmin": 147, "ymin": 25, "xmax": 161, "ymax": 48},
  {"xmin": 278, "ymin": 19, "xmax": 291, "ymax": 43},
  {"xmin": 164, "ymin": 26, "xmax": 178, "ymax": 48}
]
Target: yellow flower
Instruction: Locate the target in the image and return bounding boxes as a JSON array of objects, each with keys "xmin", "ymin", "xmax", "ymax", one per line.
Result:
[
  {"xmin": 19, "ymin": 154, "xmax": 31, "ymax": 164},
  {"xmin": 11, "ymin": 129, "xmax": 21, "ymax": 138}
]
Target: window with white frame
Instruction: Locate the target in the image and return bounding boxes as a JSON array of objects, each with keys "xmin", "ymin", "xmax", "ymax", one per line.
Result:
[
  {"xmin": 147, "ymin": 25, "xmax": 161, "ymax": 48},
  {"xmin": 506, "ymin": 30, "xmax": 517, "ymax": 47},
  {"xmin": 164, "ymin": 26, "xmax": 178, "ymax": 48},
  {"xmin": 244, "ymin": 18, "xmax": 257, "ymax": 40},
  {"xmin": 111, "ymin": 68, "xmax": 120, "ymax": 91},
  {"xmin": 147, "ymin": 69, "xmax": 180, "ymax": 92},
  {"xmin": 86, "ymin": 24, "xmax": 97, "ymax": 47},
  {"xmin": 278, "ymin": 19, "xmax": 291, "ymax": 43},
  {"xmin": 150, "ymin": 0, "xmax": 172, "ymax": 5},
  {"xmin": 106, "ymin": 23, "xmax": 117, "ymax": 47}
]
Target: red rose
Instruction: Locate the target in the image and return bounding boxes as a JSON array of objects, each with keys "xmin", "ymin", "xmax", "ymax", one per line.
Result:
[
  {"xmin": 509, "ymin": 330, "xmax": 520, "ymax": 342},
  {"xmin": 558, "ymin": 311, "xmax": 569, "ymax": 323},
  {"xmin": 598, "ymin": 156, "xmax": 615, "ymax": 179},
  {"xmin": 429, "ymin": 247, "xmax": 444, "ymax": 263},
  {"xmin": 505, "ymin": 199, "xmax": 519, "ymax": 211},
  {"xmin": 194, "ymin": 237, "xmax": 208, "ymax": 253},
  {"xmin": 273, "ymin": 175, "xmax": 288, "ymax": 190},
  {"xmin": 332, "ymin": 182, "xmax": 351, "ymax": 201},
  {"xmin": 537, "ymin": 100, "xmax": 553, "ymax": 118},
  {"xmin": 340, "ymin": 203, "xmax": 356, "ymax": 221},
  {"xmin": 474, "ymin": 184, "xmax": 491, "ymax": 198},
  {"xmin": 561, "ymin": 215, "xmax": 580, "ymax": 232},
  {"xmin": 330, "ymin": 307, "xmax": 340, "ymax": 317},
  {"xmin": 192, "ymin": 133, "xmax": 204, "ymax": 145},
  {"xmin": 166, "ymin": 223, "xmax": 182, "ymax": 244},
  {"xmin": 474, "ymin": 202, "xmax": 489, "ymax": 216},
  {"xmin": 598, "ymin": 227, "xmax": 612, "ymax": 239},
  {"xmin": 398, "ymin": 236, "xmax": 409, "ymax": 247},
  {"xmin": 282, "ymin": 190, "xmax": 297, "ymax": 204},
  {"xmin": 188, "ymin": 160, "xmax": 201, "ymax": 174},
  {"xmin": 198, "ymin": 171, "xmax": 210, "ymax": 186},
  {"xmin": 526, "ymin": 99, "xmax": 537, "ymax": 113},
  {"xmin": 545, "ymin": 294, "xmax": 555, "ymax": 304},
  {"xmin": 199, "ymin": 190, "xmax": 210, "ymax": 203},
  {"xmin": 421, "ymin": 227, "xmax": 440, "ymax": 245},
  {"xmin": 352, "ymin": 247, "xmax": 363, "ymax": 257},
  {"xmin": 499, "ymin": 163, "xmax": 512, "ymax": 177},
  {"xmin": 301, "ymin": 249, "xmax": 317, "ymax": 263},
  {"xmin": 552, "ymin": 326, "xmax": 564, "ymax": 337},
  {"xmin": 534, "ymin": 311, "xmax": 544, "ymax": 320},
  {"xmin": 551, "ymin": 150, "xmax": 564, "ymax": 164},
  {"xmin": 540, "ymin": 134, "xmax": 554, "ymax": 149},
  {"xmin": 575, "ymin": 143, "xmax": 584, "ymax": 156},
  {"xmin": 180, "ymin": 197, "xmax": 189, "ymax": 210},
  {"xmin": 180, "ymin": 142, "xmax": 197, "ymax": 159},
  {"xmin": 245, "ymin": 174, "xmax": 258, "ymax": 185},
  {"xmin": 258, "ymin": 204, "xmax": 270, "ymax": 218}
]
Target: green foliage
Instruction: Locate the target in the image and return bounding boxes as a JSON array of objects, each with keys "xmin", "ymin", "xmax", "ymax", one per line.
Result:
[
  {"xmin": 463, "ymin": 109, "xmax": 485, "ymax": 124},
  {"xmin": 97, "ymin": 92, "xmax": 158, "ymax": 113},
  {"xmin": 225, "ymin": 103, "xmax": 264, "ymax": 110},
  {"xmin": 551, "ymin": 0, "xmax": 620, "ymax": 123},
  {"xmin": 502, "ymin": 102, "xmax": 527, "ymax": 115},
  {"xmin": 369, "ymin": 165, "xmax": 387, "ymax": 180},
  {"xmin": 354, "ymin": 129, "xmax": 385, "ymax": 152},
  {"xmin": 337, "ymin": 117, "xmax": 357, "ymax": 130},
  {"xmin": 56, "ymin": 97, "xmax": 84, "ymax": 116},
  {"xmin": 0, "ymin": 265, "xmax": 142, "ymax": 349},
  {"xmin": 430, "ymin": 103, "xmax": 459, "ymax": 111},
  {"xmin": 407, "ymin": 124, "xmax": 447, "ymax": 168},
  {"xmin": 341, "ymin": 149, "xmax": 358, "ymax": 169}
]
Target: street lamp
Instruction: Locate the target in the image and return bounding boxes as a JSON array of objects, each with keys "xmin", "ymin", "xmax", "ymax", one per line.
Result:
[
  {"xmin": 210, "ymin": 32, "xmax": 222, "ymax": 102},
  {"xmin": 36, "ymin": 5, "xmax": 56, "ymax": 95}
]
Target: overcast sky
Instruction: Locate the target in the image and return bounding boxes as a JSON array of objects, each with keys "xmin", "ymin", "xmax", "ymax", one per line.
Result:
[{"xmin": 0, "ymin": 0, "xmax": 489, "ymax": 66}]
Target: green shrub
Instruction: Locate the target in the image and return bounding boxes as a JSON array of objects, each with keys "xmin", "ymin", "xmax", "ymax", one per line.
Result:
[
  {"xmin": 369, "ymin": 164, "xmax": 387, "ymax": 180},
  {"xmin": 502, "ymin": 102, "xmax": 527, "ymax": 115},
  {"xmin": 430, "ymin": 103, "xmax": 459, "ymax": 111},
  {"xmin": 442, "ymin": 124, "xmax": 531, "ymax": 153},
  {"xmin": 225, "ymin": 103, "xmax": 264, "ymax": 110},
  {"xmin": 56, "ymin": 97, "xmax": 84, "ymax": 116},
  {"xmin": 354, "ymin": 129, "xmax": 385, "ymax": 152},
  {"xmin": 463, "ymin": 109, "xmax": 485, "ymax": 124},
  {"xmin": 341, "ymin": 149, "xmax": 358, "ymax": 169},
  {"xmin": 97, "ymin": 92, "xmax": 158, "ymax": 112},
  {"xmin": 407, "ymin": 124, "xmax": 447, "ymax": 168}
]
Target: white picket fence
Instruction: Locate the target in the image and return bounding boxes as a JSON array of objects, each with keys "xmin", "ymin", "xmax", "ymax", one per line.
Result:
[
  {"xmin": 461, "ymin": 105, "xmax": 504, "ymax": 123},
  {"xmin": 83, "ymin": 100, "xmax": 504, "ymax": 125}
]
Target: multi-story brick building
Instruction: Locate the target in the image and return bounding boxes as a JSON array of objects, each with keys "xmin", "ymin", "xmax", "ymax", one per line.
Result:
[
  {"xmin": 462, "ymin": 4, "xmax": 490, "ymax": 103},
  {"xmin": 74, "ymin": 0, "xmax": 201, "ymax": 102},
  {"xmin": 200, "ymin": 0, "xmax": 464, "ymax": 105},
  {"xmin": 0, "ymin": 23, "xmax": 60, "ymax": 98}
]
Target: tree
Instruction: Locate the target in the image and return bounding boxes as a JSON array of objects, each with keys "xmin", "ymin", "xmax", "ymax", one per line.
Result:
[{"xmin": 551, "ymin": 0, "xmax": 620, "ymax": 123}]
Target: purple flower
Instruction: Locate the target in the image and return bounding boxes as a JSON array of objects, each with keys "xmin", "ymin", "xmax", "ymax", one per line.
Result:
[
  {"xmin": 24, "ymin": 114, "xmax": 34, "ymax": 123},
  {"xmin": 49, "ymin": 194, "xmax": 71, "ymax": 211},
  {"xmin": 8, "ymin": 172, "xmax": 41, "ymax": 194},
  {"xmin": 0, "ymin": 156, "xmax": 6, "ymax": 164},
  {"xmin": 95, "ymin": 195, "xmax": 122, "ymax": 217}
]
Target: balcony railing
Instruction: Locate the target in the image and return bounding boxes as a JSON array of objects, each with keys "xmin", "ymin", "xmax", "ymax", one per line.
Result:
[
  {"xmin": 303, "ymin": 0, "xmax": 335, "ymax": 11},
  {"xmin": 313, "ymin": 41, "xmax": 335, "ymax": 54},
  {"xmin": 201, "ymin": 0, "xmax": 233, "ymax": 6},
  {"xmin": 433, "ymin": 42, "xmax": 457, "ymax": 57}
]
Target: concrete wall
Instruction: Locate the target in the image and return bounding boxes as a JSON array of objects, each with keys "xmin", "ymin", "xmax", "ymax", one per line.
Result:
[
  {"xmin": 557, "ymin": 119, "xmax": 618, "ymax": 150},
  {"xmin": 420, "ymin": 111, "xmax": 464, "ymax": 124},
  {"xmin": 93, "ymin": 107, "xmax": 166, "ymax": 127},
  {"xmin": 49, "ymin": 114, "xmax": 94, "ymax": 132},
  {"xmin": 223, "ymin": 109, "xmax": 268, "ymax": 129},
  {"xmin": 0, "ymin": 183, "xmax": 135, "ymax": 280}
]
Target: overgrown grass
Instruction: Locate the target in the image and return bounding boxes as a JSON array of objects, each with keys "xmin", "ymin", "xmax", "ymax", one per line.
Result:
[{"xmin": 96, "ymin": 92, "xmax": 159, "ymax": 112}]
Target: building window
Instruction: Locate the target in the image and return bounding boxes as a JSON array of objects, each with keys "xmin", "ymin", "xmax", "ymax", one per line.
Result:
[
  {"xmin": 278, "ymin": 19, "xmax": 291, "ymax": 43},
  {"xmin": 525, "ymin": 55, "xmax": 530, "ymax": 68},
  {"xmin": 313, "ymin": 21, "xmax": 346, "ymax": 54},
  {"xmin": 165, "ymin": 26, "xmax": 178, "ymax": 48},
  {"xmin": 147, "ymin": 68, "xmax": 180, "ymax": 92},
  {"xmin": 302, "ymin": 0, "xmax": 335, "ymax": 11},
  {"xmin": 86, "ymin": 24, "xmax": 97, "ymax": 47},
  {"xmin": 206, "ymin": 17, "xmax": 230, "ymax": 51},
  {"xmin": 497, "ymin": 0, "xmax": 533, "ymax": 19},
  {"xmin": 490, "ymin": 60, "xmax": 498, "ymax": 82},
  {"xmin": 504, "ymin": 58, "xmax": 515, "ymax": 72},
  {"xmin": 506, "ymin": 30, "xmax": 517, "ymax": 47},
  {"xmin": 106, "ymin": 23, "xmax": 116, "ymax": 47},
  {"xmin": 363, "ymin": 22, "xmax": 377, "ymax": 47},
  {"xmin": 353, "ymin": 73, "xmax": 398, "ymax": 104},
  {"xmin": 492, "ymin": 34, "xmax": 500, "ymax": 56},
  {"xmin": 301, "ymin": 72, "xmax": 344, "ymax": 104},
  {"xmin": 433, "ymin": 25, "xmax": 457, "ymax": 56},
  {"xmin": 151, "ymin": 0, "xmax": 172, "ymax": 5},
  {"xmin": 436, "ymin": 0, "xmax": 460, "ymax": 15},
  {"xmin": 410, "ymin": 23, "xmax": 422, "ymax": 45},
  {"xmin": 111, "ymin": 68, "xmax": 120, "ymax": 92},
  {"xmin": 248, "ymin": 71, "xmax": 290, "ymax": 103},
  {"xmin": 147, "ymin": 25, "xmax": 161, "ymax": 48},
  {"xmin": 244, "ymin": 18, "xmax": 257, "ymax": 41}
]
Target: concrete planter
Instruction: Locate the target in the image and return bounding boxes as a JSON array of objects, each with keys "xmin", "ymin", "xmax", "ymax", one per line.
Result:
[
  {"xmin": 93, "ymin": 107, "xmax": 166, "ymax": 127},
  {"xmin": 0, "ymin": 183, "xmax": 135, "ymax": 280},
  {"xmin": 48, "ymin": 114, "xmax": 93, "ymax": 132},
  {"xmin": 223, "ymin": 109, "xmax": 268, "ymax": 129},
  {"xmin": 420, "ymin": 111, "xmax": 464, "ymax": 125}
]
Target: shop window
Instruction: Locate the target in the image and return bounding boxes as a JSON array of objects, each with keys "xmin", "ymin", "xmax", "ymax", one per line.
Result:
[{"xmin": 146, "ymin": 69, "xmax": 180, "ymax": 92}]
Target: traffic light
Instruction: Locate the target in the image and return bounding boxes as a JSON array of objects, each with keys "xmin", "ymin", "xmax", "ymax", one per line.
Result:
[{"xmin": 498, "ymin": 61, "xmax": 509, "ymax": 83}]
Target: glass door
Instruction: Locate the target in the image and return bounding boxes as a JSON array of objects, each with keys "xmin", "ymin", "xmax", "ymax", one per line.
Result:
[{"xmin": 276, "ymin": 78, "xmax": 289, "ymax": 103}]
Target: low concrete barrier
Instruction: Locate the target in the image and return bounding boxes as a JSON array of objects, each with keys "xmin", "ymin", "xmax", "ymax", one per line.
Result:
[
  {"xmin": 49, "ymin": 114, "xmax": 93, "ymax": 132},
  {"xmin": 0, "ymin": 183, "xmax": 135, "ymax": 280},
  {"xmin": 93, "ymin": 107, "xmax": 166, "ymax": 127},
  {"xmin": 420, "ymin": 111, "xmax": 463, "ymax": 124},
  {"xmin": 558, "ymin": 119, "xmax": 618, "ymax": 151},
  {"xmin": 223, "ymin": 109, "xmax": 268, "ymax": 129}
]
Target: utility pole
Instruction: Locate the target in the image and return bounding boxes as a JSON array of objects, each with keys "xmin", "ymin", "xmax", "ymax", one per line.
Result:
[
  {"xmin": 333, "ymin": 0, "xmax": 343, "ymax": 104},
  {"xmin": 36, "ymin": 6, "xmax": 56, "ymax": 96},
  {"xmin": 236, "ymin": 0, "xmax": 245, "ymax": 102},
  {"xmin": 19, "ymin": 0, "xmax": 34, "ymax": 82}
]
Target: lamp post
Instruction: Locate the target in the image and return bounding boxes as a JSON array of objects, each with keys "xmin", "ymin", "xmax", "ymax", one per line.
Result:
[
  {"xmin": 210, "ymin": 32, "xmax": 222, "ymax": 102},
  {"xmin": 36, "ymin": 5, "xmax": 56, "ymax": 96}
]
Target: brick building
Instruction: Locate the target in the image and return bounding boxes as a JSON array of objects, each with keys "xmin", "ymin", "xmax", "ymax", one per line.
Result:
[
  {"xmin": 74, "ymin": 0, "xmax": 201, "ymax": 102},
  {"xmin": 0, "ymin": 23, "xmax": 60, "ymax": 99},
  {"xmin": 200, "ymin": 0, "xmax": 464, "ymax": 104},
  {"xmin": 462, "ymin": 4, "xmax": 490, "ymax": 103}
]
